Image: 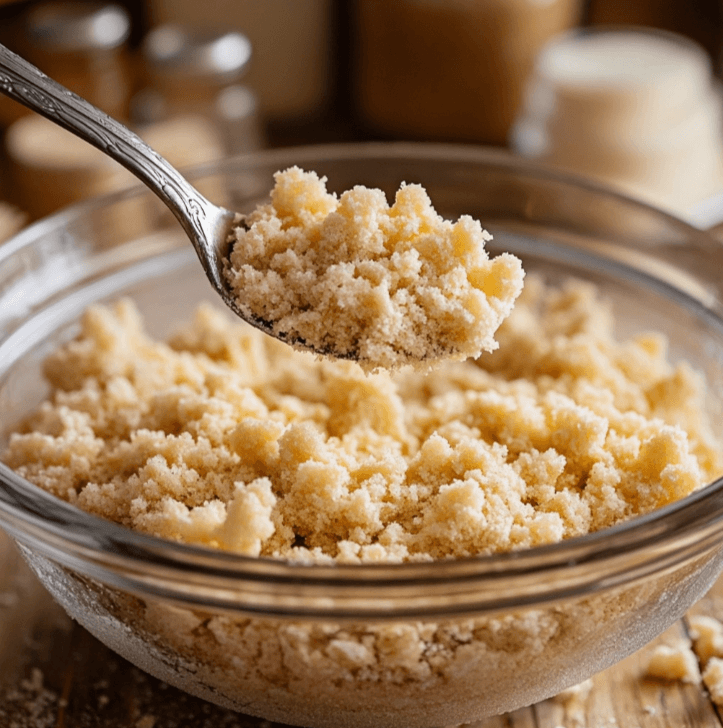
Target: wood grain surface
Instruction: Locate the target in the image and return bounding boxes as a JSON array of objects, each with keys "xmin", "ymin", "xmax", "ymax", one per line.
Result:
[{"xmin": 2, "ymin": 526, "xmax": 722, "ymax": 728}]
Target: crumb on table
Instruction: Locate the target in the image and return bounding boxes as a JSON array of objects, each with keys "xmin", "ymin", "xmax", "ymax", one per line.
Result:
[{"xmin": 645, "ymin": 640, "xmax": 701, "ymax": 684}]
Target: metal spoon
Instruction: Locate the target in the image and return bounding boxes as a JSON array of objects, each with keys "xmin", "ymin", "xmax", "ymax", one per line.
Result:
[{"xmin": 0, "ymin": 43, "xmax": 303, "ymax": 350}]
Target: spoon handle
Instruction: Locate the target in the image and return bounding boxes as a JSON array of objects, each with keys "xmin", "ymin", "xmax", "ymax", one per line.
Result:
[{"xmin": 0, "ymin": 44, "xmax": 216, "ymax": 242}]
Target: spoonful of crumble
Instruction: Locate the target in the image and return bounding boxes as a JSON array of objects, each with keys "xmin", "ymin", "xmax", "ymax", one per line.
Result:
[
  {"xmin": 0, "ymin": 44, "xmax": 523, "ymax": 370},
  {"xmin": 226, "ymin": 166, "xmax": 524, "ymax": 370}
]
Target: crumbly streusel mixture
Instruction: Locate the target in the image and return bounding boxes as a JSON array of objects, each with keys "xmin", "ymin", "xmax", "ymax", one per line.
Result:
[
  {"xmin": 690, "ymin": 615, "xmax": 723, "ymax": 665},
  {"xmin": 683, "ymin": 615, "xmax": 723, "ymax": 705},
  {"xmin": 5, "ymin": 275, "xmax": 720, "ymax": 562},
  {"xmin": 645, "ymin": 639, "xmax": 701, "ymax": 684},
  {"xmin": 224, "ymin": 167, "xmax": 524, "ymax": 371}
]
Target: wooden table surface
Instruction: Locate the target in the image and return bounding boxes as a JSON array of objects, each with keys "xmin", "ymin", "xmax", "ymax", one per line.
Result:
[{"xmin": 2, "ymin": 527, "xmax": 722, "ymax": 728}]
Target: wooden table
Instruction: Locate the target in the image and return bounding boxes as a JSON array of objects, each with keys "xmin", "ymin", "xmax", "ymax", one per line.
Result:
[{"xmin": 2, "ymin": 527, "xmax": 722, "ymax": 728}]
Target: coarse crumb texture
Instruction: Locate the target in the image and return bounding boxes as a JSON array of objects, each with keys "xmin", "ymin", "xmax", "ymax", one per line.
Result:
[
  {"xmin": 689, "ymin": 615, "xmax": 723, "ymax": 665},
  {"xmin": 224, "ymin": 167, "xmax": 524, "ymax": 371},
  {"xmin": 4, "ymin": 275, "xmax": 721, "ymax": 563},
  {"xmin": 703, "ymin": 657, "xmax": 723, "ymax": 705},
  {"xmin": 645, "ymin": 639, "xmax": 701, "ymax": 684}
]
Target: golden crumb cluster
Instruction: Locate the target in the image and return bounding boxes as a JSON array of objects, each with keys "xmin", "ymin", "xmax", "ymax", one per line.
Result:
[
  {"xmin": 225, "ymin": 167, "xmax": 524, "ymax": 370},
  {"xmin": 647, "ymin": 615, "xmax": 723, "ymax": 706},
  {"xmin": 4, "ymin": 276, "xmax": 720, "ymax": 563}
]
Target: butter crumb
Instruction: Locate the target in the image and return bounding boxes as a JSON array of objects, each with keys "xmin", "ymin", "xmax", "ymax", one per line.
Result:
[
  {"xmin": 689, "ymin": 614, "xmax": 723, "ymax": 665},
  {"xmin": 225, "ymin": 167, "xmax": 524, "ymax": 370},
  {"xmin": 645, "ymin": 640, "xmax": 701, "ymax": 683},
  {"xmin": 703, "ymin": 657, "xmax": 723, "ymax": 704}
]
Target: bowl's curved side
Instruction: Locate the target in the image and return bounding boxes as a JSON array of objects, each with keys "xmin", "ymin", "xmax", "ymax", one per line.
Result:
[{"xmin": 18, "ymin": 542, "xmax": 723, "ymax": 728}]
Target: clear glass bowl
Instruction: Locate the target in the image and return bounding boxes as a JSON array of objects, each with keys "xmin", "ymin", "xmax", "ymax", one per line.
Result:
[{"xmin": 2, "ymin": 143, "xmax": 723, "ymax": 728}]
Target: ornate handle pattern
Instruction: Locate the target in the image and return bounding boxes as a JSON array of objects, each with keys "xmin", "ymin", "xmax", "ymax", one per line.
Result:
[{"xmin": 0, "ymin": 44, "xmax": 215, "ymax": 247}]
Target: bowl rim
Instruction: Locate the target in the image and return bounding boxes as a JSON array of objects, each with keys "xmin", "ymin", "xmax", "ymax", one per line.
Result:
[
  {"xmin": 1, "ymin": 140, "xmax": 714, "ymax": 254},
  {"xmin": 2, "ymin": 141, "xmax": 723, "ymax": 618}
]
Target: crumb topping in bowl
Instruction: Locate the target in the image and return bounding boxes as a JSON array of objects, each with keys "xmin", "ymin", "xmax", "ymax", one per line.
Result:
[
  {"xmin": 5, "ymin": 274, "xmax": 719, "ymax": 563},
  {"xmin": 3, "ymin": 144, "xmax": 723, "ymax": 728}
]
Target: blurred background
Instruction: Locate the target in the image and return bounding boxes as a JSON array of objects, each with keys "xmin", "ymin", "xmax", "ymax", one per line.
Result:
[{"xmin": 0, "ymin": 0, "xmax": 721, "ymax": 239}]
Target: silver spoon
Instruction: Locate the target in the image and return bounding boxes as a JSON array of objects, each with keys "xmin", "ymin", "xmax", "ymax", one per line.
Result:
[{"xmin": 0, "ymin": 43, "xmax": 323, "ymax": 354}]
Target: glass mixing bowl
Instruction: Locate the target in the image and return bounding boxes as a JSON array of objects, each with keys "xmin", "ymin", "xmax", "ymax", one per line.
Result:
[{"xmin": 2, "ymin": 143, "xmax": 723, "ymax": 728}]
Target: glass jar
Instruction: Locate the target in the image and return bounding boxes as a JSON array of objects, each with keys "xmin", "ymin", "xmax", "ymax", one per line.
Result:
[
  {"xmin": 510, "ymin": 27, "xmax": 723, "ymax": 219},
  {"xmin": 22, "ymin": 1, "xmax": 132, "ymax": 120},
  {"xmin": 131, "ymin": 25, "xmax": 263, "ymax": 156},
  {"xmin": 354, "ymin": 0, "xmax": 582, "ymax": 144}
]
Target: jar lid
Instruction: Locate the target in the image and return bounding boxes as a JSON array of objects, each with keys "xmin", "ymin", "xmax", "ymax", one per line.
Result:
[
  {"xmin": 25, "ymin": 2, "xmax": 131, "ymax": 53},
  {"xmin": 142, "ymin": 25, "xmax": 252, "ymax": 87},
  {"xmin": 531, "ymin": 28, "xmax": 712, "ymax": 131}
]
